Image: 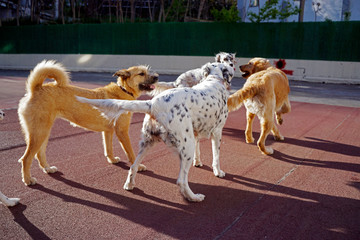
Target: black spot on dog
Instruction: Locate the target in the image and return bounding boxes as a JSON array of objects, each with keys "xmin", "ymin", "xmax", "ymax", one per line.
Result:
[{"xmin": 163, "ymin": 94, "xmax": 174, "ymax": 103}]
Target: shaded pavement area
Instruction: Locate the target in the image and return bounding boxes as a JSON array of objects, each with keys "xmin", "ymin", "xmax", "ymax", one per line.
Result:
[{"xmin": 0, "ymin": 71, "xmax": 359, "ymax": 239}]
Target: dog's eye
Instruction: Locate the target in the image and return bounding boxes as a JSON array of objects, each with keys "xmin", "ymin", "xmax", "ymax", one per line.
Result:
[
  {"xmin": 224, "ymin": 58, "xmax": 228, "ymax": 61},
  {"xmin": 138, "ymin": 72, "xmax": 145, "ymax": 76}
]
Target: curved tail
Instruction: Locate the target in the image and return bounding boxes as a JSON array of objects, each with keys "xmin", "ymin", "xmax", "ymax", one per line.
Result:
[
  {"xmin": 227, "ymin": 86, "xmax": 257, "ymax": 112},
  {"xmin": 26, "ymin": 60, "xmax": 70, "ymax": 94},
  {"xmin": 76, "ymin": 97, "xmax": 152, "ymax": 121}
]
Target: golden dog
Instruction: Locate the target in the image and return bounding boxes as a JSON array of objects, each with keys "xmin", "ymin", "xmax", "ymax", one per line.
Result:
[
  {"xmin": 227, "ymin": 57, "xmax": 291, "ymax": 155},
  {"xmin": 18, "ymin": 60, "xmax": 158, "ymax": 185}
]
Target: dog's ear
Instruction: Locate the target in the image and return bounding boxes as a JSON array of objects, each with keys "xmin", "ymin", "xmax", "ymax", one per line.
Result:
[
  {"xmin": 201, "ymin": 62, "xmax": 212, "ymax": 78},
  {"xmin": 215, "ymin": 53, "xmax": 221, "ymax": 63},
  {"xmin": 221, "ymin": 67, "xmax": 230, "ymax": 83},
  {"xmin": 113, "ymin": 70, "xmax": 130, "ymax": 79},
  {"xmin": 231, "ymin": 53, "xmax": 237, "ymax": 64}
]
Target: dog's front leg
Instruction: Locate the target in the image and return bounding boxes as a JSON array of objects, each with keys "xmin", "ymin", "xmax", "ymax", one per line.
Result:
[
  {"xmin": 192, "ymin": 137, "xmax": 203, "ymax": 167},
  {"xmin": 211, "ymin": 130, "xmax": 225, "ymax": 178},
  {"xmin": 102, "ymin": 131, "xmax": 120, "ymax": 164}
]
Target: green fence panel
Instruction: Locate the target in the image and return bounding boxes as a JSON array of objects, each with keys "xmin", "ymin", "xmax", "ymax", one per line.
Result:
[{"xmin": 0, "ymin": 22, "xmax": 359, "ymax": 61}]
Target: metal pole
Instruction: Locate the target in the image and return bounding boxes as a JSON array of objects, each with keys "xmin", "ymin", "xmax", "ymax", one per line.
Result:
[{"xmin": 298, "ymin": 0, "xmax": 305, "ymax": 22}]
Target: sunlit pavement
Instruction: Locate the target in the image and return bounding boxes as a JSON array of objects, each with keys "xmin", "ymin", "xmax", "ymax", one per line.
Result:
[{"xmin": 1, "ymin": 71, "xmax": 359, "ymax": 239}]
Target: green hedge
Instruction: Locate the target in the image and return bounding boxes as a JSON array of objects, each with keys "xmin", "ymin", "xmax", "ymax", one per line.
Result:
[{"xmin": 1, "ymin": 22, "xmax": 359, "ymax": 61}]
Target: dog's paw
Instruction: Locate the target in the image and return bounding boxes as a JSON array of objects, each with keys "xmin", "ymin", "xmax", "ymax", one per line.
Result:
[
  {"xmin": 193, "ymin": 159, "xmax": 203, "ymax": 167},
  {"xmin": 246, "ymin": 136, "xmax": 255, "ymax": 144},
  {"xmin": 43, "ymin": 166, "xmax": 58, "ymax": 174},
  {"xmin": 138, "ymin": 164, "xmax": 147, "ymax": 172},
  {"xmin": 123, "ymin": 181, "xmax": 135, "ymax": 191},
  {"xmin": 214, "ymin": 169, "xmax": 226, "ymax": 178},
  {"xmin": 188, "ymin": 194, "xmax": 205, "ymax": 202},
  {"xmin": 273, "ymin": 135, "xmax": 284, "ymax": 141},
  {"xmin": 107, "ymin": 156, "xmax": 121, "ymax": 164},
  {"xmin": 23, "ymin": 177, "xmax": 37, "ymax": 186},
  {"xmin": 262, "ymin": 147, "xmax": 274, "ymax": 155},
  {"xmin": 3, "ymin": 198, "xmax": 20, "ymax": 207}
]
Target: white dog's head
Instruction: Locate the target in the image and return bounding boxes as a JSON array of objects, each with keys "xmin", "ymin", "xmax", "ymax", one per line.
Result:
[
  {"xmin": 215, "ymin": 52, "xmax": 237, "ymax": 71},
  {"xmin": 0, "ymin": 110, "xmax": 4, "ymax": 120},
  {"xmin": 201, "ymin": 62, "xmax": 235, "ymax": 89}
]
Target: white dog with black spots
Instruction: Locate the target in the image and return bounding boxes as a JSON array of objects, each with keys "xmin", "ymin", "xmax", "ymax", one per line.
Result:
[
  {"xmin": 77, "ymin": 62, "xmax": 235, "ymax": 202},
  {"xmin": 151, "ymin": 52, "xmax": 236, "ymax": 95},
  {"xmin": 0, "ymin": 109, "xmax": 20, "ymax": 207}
]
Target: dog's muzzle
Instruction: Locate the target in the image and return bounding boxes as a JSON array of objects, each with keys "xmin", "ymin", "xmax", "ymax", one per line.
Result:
[{"xmin": 139, "ymin": 73, "xmax": 159, "ymax": 91}]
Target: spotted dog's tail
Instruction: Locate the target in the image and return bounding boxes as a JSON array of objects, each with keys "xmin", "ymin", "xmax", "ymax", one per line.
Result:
[
  {"xmin": 76, "ymin": 97, "xmax": 152, "ymax": 121},
  {"xmin": 227, "ymin": 86, "xmax": 257, "ymax": 112},
  {"xmin": 149, "ymin": 81, "xmax": 176, "ymax": 96},
  {"xmin": 26, "ymin": 60, "xmax": 70, "ymax": 94}
]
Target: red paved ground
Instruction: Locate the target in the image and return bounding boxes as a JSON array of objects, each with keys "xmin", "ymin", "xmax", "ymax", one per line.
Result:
[{"xmin": 0, "ymin": 79, "xmax": 359, "ymax": 239}]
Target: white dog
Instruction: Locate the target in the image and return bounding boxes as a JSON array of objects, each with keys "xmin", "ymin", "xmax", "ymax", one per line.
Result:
[
  {"xmin": 0, "ymin": 109, "xmax": 20, "ymax": 207},
  {"xmin": 151, "ymin": 52, "xmax": 236, "ymax": 167},
  {"xmin": 151, "ymin": 52, "xmax": 236, "ymax": 95},
  {"xmin": 78, "ymin": 62, "xmax": 234, "ymax": 202}
]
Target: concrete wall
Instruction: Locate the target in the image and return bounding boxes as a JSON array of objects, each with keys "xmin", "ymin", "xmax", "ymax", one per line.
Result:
[{"xmin": 0, "ymin": 54, "xmax": 359, "ymax": 84}]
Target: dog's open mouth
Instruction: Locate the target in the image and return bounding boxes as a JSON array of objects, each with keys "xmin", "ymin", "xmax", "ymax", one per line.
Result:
[
  {"xmin": 241, "ymin": 71, "xmax": 250, "ymax": 78},
  {"xmin": 139, "ymin": 76, "xmax": 158, "ymax": 91},
  {"xmin": 139, "ymin": 83, "xmax": 156, "ymax": 91}
]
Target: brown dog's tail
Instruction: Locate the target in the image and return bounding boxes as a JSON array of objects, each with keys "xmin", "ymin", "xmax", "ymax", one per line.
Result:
[
  {"xmin": 227, "ymin": 86, "xmax": 257, "ymax": 112},
  {"xmin": 26, "ymin": 60, "xmax": 70, "ymax": 94}
]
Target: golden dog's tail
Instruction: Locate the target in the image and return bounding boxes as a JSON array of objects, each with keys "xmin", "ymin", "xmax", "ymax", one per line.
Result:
[
  {"xmin": 26, "ymin": 60, "xmax": 70, "ymax": 94},
  {"xmin": 227, "ymin": 86, "xmax": 257, "ymax": 112}
]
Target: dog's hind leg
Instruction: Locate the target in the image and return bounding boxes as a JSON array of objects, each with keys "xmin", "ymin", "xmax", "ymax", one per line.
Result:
[
  {"xmin": 177, "ymin": 137, "xmax": 205, "ymax": 202},
  {"xmin": 36, "ymin": 136, "xmax": 58, "ymax": 174},
  {"xmin": 19, "ymin": 128, "xmax": 52, "ymax": 185},
  {"xmin": 257, "ymin": 117, "xmax": 274, "ymax": 155},
  {"xmin": 245, "ymin": 111, "xmax": 256, "ymax": 143},
  {"xmin": 211, "ymin": 129, "xmax": 225, "ymax": 178},
  {"xmin": 271, "ymin": 124, "xmax": 284, "ymax": 141},
  {"xmin": 192, "ymin": 137, "xmax": 203, "ymax": 167},
  {"xmin": 123, "ymin": 139, "xmax": 153, "ymax": 191}
]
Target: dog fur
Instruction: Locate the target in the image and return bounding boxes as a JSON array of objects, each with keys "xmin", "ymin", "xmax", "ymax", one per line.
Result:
[
  {"xmin": 227, "ymin": 57, "xmax": 291, "ymax": 155},
  {"xmin": 18, "ymin": 60, "xmax": 158, "ymax": 186},
  {"xmin": 0, "ymin": 109, "xmax": 20, "ymax": 207},
  {"xmin": 0, "ymin": 109, "xmax": 4, "ymax": 120},
  {"xmin": 0, "ymin": 191, "xmax": 20, "ymax": 207},
  {"xmin": 77, "ymin": 62, "xmax": 234, "ymax": 202},
  {"xmin": 151, "ymin": 52, "xmax": 236, "ymax": 95}
]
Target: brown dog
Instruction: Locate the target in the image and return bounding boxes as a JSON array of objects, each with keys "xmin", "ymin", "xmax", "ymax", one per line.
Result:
[
  {"xmin": 227, "ymin": 57, "xmax": 291, "ymax": 155},
  {"xmin": 18, "ymin": 60, "xmax": 158, "ymax": 185}
]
